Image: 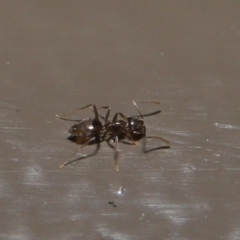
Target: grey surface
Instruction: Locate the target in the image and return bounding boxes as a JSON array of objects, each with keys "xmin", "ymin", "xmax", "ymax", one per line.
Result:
[{"xmin": 1, "ymin": 1, "xmax": 240, "ymax": 240}]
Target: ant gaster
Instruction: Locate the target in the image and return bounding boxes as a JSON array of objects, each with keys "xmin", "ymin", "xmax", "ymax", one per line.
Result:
[{"xmin": 56, "ymin": 101, "xmax": 170, "ymax": 172}]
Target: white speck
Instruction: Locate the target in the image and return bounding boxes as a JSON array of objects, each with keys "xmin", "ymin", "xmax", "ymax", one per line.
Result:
[
  {"xmin": 189, "ymin": 146, "xmax": 202, "ymax": 149},
  {"xmin": 139, "ymin": 213, "xmax": 145, "ymax": 220},
  {"xmin": 11, "ymin": 158, "xmax": 19, "ymax": 162},
  {"xmin": 117, "ymin": 186, "xmax": 125, "ymax": 195}
]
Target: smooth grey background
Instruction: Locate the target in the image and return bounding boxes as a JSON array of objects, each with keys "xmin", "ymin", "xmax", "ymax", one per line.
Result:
[{"xmin": 0, "ymin": 1, "xmax": 240, "ymax": 240}]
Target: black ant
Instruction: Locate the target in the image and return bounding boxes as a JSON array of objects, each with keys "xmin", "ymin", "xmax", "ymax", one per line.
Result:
[
  {"xmin": 56, "ymin": 101, "xmax": 170, "ymax": 172},
  {"xmin": 108, "ymin": 201, "xmax": 117, "ymax": 208}
]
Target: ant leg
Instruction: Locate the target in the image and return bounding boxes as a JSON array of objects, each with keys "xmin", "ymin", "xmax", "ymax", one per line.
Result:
[
  {"xmin": 90, "ymin": 106, "xmax": 111, "ymax": 123},
  {"xmin": 107, "ymin": 137, "xmax": 120, "ymax": 172},
  {"xmin": 120, "ymin": 140, "xmax": 136, "ymax": 145},
  {"xmin": 56, "ymin": 104, "xmax": 99, "ymax": 121},
  {"xmin": 104, "ymin": 108, "xmax": 110, "ymax": 123},
  {"xmin": 55, "ymin": 117, "xmax": 79, "ymax": 122},
  {"xmin": 146, "ymin": 136, "xmax": 170, "ymax": 144},
  {"xmin": 117, "ymin": 126, "xmax": 139, "ymax": 146},
  {"xmin": 112, "ymin": 113, "xmax": 118, "ymax": 122},
  {"xmin": 118, "ymin": 126, "xmax": 140, "ymax": 146},
  {"xmin": 119, "ymin": 112, "xmax": 127, "ymax": 121},
  {"xmin": 98, "ymin": 106, "xmax": 110, "ymax": 123},
  {"xmin": 59, "ymin": 137, "xmax": 99, "ymax": 168},
  {"xmin": 142, "ymin": 136, "xmax": 170, "ymax": 153}
]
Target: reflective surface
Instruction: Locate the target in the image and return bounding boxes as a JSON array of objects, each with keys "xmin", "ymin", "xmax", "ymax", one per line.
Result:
[{"xmin": 1, "ymin": 1, "xmax": 240, "ymax": 239}]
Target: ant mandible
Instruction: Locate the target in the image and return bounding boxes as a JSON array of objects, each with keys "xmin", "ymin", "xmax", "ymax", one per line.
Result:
[{"xmin": 56, "ymin": 101, "xmax": 170, "ymax": 172}]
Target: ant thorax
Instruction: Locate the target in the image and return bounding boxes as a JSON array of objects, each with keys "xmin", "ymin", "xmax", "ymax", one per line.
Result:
[{"xmin": 103, "ymin": 120, "xmax": 127, "ymax": 142}]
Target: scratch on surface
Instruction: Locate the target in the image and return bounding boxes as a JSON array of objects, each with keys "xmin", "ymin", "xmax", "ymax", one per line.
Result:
[
  {"xmin": 227, "ymin": 223, "xmax": 240, "ymax": 240},
  {"xmin": 225, "ymin": 168, "xmax": 240, "ymax": 171},
  {"xmin": 96, "ymin": 225, "xmax": 132, "ymax": 240},
  {"xmin": 215, "ymin": 123, "xmax": 240, "ymax": 130},
  {"xmin": 167, "ymin": 130, "xmax": 197, "ymax": 137},
  {"xmin": 0, "ymin": 177, "xmax": 13, "ymax": 198},
  {"xmin": 0, "ymin": 127, "xmax": 33, "ymax": 130},
  {"xmin": 100, "ymin": 213, "xmax": 129, "ymax": 216},
  {"xmin": 65, "ymin": 181, "xmax": 95, "ymax": 205},
  {"xmin": 146, "ymin": 197, "xmax": 210, "ymax": 225},
  {"xmin": 23, "ymin": 165, "xmax": 47, "ymax": 186}
]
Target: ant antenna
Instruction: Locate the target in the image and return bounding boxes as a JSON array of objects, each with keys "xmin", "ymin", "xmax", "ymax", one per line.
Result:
[
  {"xmin": 134, "ymin": 100, "xmax": 161, "ymax": 104},
  {"xmin": 132, "ymin": 100, "xmax": 143, "ymax": 119}
]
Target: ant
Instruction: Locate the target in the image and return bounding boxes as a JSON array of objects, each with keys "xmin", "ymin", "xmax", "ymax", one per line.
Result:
[
  {"xmin": 108, "ymin": 201, "xmax": 117, "ymax": 208},
  {"xmin": 56, "ymin": 101, "xmax": 170, "ymax": 172}
]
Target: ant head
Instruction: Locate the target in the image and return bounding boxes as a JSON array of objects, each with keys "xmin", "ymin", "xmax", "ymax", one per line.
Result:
[{"xmin": 127, "ymin": 117, "xmax": 145, "ymax": 140}]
